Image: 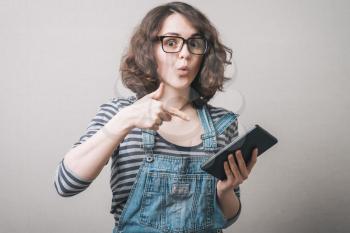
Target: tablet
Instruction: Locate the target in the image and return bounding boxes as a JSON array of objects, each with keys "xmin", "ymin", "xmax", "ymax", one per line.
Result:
[{"xmin": 200, "ymin": 124, "xmax": 278, "ymax": 180}]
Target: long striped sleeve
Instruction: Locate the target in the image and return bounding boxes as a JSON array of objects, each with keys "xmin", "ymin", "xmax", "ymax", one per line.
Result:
[
  {"xmin": 54, "ymin": 159, "xmax": 93, "ymax": 197},
  {"xmin": 224, "ymin": 112, "xmax": 240, "ymax": 197},
  {"xmin": 227, "ymin": 113, "xmax": 241, "ymax": 218},
  {"xmin": 218, "ymin": 110, "xmax": 241, "ymax": 227},
  {"xmin": 223, "ymin": 111, "xmax": 240, "ymax": 195},
  {"xmin": 53, "ymin": 96, "xmax": 136, "ymax": 197},
  {"xmin": 70, "ymin": 97, "xmax": 133, "ymax": 149}
]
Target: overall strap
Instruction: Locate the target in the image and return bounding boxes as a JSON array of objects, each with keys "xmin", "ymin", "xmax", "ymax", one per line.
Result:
[
  {"xmin": 140, "ymin": 129, "xmax": 156, "ymax": 155},
  {"xmin": 197, "ymin": 104, "xmax": 218, "ymax": 152},
  {"xmin": 214, "ymin": 112, "xmax": 239, "ymax": 136}
]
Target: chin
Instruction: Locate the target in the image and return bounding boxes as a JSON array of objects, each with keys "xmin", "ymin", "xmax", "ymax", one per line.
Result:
[{"xmin": 167, "ymin": 77, "xmax": 193, "ymax": 89}]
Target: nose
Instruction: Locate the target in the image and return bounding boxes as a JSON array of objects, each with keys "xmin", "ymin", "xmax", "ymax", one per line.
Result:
[{"xmin": 178, "ymin": 42, "xmax": 191, "ymax": 59}]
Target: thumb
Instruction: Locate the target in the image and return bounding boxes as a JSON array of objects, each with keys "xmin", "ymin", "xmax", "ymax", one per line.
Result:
[{"xmin": 149, "ymin": 82, "xmax": 165, "ymax": 100}]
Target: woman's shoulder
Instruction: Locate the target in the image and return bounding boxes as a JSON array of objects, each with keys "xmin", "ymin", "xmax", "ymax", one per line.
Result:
[
  {"xmin": 100, "ymin": 95, "xmax": 137, "ymax": 110},
  {"xmin": 206, "ymin": 103, "xmax": 239, "ymax": 141},
  {"xmin": 108, "ymin": 95, "xmax": 137, "ymax": 105},
  {"xmin": 91, "ymin": 95, "xmax": 138, "ymax": 118},
  {"xmin": 206, "ymin": 103, "xmax": 238, "ymax": 122}
]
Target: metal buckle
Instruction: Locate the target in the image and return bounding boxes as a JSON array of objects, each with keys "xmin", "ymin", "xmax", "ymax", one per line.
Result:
[
  {"xmin": 146, "ymin": 155, "xmax": 154, "ymax": 163},
  {"xmin": 200, "ymin": 132, "xmax": 216, "ymax": 140}
]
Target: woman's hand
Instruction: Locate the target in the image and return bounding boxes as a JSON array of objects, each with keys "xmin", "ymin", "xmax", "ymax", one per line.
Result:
[
  {"xmin": 120, "ymin": 82, "xmax": 190, "ymax": 131},
  {"xmin": 216, "ymin": 148, "xmax": 258, "ymax": 195}
]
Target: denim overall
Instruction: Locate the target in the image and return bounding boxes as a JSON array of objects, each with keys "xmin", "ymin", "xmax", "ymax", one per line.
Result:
[{"xmin": 113, "ymin": 104, "xmax": 239, "ymax": 233}]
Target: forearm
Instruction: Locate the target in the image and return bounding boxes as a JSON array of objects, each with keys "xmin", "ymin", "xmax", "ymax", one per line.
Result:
[
  {"xmin": 62, "ymin": 108, "xmax": 134, "ymax": 181},
  {"xmin": 216, "ymin": 188, "xmax": 241, "ymax": 219}
]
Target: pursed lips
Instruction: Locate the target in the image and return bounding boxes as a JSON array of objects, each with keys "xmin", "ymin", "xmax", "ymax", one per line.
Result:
[
  {"xmin": 177, "ymin": 65, "xmax": 189, "ymax": 70},
  {"xmin": 177, "ymin": 66, "xmax": 190, "ymax": 75}
]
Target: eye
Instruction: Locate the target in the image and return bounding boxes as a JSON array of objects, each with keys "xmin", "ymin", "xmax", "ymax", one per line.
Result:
[
  {"xmin": 189, "ymin": 38, "xmax": 206, "ymax": 49},
  {"xmin": 189, "ymin": 40, "xmax": 199, "ymax": 48},
  {"xmin": 164, "ymin": 38, "xmax": 178, "ymax": 47}
]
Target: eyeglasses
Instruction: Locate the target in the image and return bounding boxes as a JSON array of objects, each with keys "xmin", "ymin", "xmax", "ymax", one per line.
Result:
[{"xmin": 157, "ymin": 35, "xmax": 208, "ymax": 55}]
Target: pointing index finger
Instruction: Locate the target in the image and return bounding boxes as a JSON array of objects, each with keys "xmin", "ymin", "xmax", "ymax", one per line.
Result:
[{"xmin": 165, "ymin": 106, "xmax": 190, "ymax": 121}]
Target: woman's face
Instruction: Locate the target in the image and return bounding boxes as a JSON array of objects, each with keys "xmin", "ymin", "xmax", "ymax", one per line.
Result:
[{"xmin": 154, "ymin": 13, "xmax": 204, "ymax": 90}]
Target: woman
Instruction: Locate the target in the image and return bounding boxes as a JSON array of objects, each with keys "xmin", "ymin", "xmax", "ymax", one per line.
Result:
[{"xmin": 54, "ymin": 2, "xmax": 258, "ymax": 233}]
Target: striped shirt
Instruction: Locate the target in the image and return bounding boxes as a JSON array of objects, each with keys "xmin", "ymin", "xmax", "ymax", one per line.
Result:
[{"xmin": 54, "ymin": 95, "xmax": 240, "ymax": 227}]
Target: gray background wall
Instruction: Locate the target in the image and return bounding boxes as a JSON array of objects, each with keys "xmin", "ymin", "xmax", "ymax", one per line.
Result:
[{"xmin": 1, "ymin": 0, "xmax": 349, "ymax": 232}]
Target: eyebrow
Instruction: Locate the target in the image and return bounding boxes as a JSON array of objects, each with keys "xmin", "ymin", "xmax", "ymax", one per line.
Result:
[{"xmin": 163, "ymin": 32, "xmax": 202, "ymax": 37}]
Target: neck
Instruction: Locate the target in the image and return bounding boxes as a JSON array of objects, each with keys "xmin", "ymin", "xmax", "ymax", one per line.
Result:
[{"xmin": 158, "ymin": 84, "xmax": 191, "ymax": 110}]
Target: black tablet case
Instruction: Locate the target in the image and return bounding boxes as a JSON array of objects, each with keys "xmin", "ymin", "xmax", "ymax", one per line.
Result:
[{"xmin": 201, "ymin": 124, "xmax": 278, "ymax": 180}]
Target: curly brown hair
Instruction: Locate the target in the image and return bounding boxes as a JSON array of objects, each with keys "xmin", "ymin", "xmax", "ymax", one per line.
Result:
[{"xmin": 120, "ymin": 1, "xmax": 232, "ymax": 107}]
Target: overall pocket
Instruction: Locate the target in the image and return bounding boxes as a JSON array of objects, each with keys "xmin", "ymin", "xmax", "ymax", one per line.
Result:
[{"xmin": 139, "ymin": 172, "xmax": 214, "ymax": 232}]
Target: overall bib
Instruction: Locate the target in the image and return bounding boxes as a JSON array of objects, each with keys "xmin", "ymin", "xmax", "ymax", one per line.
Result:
[{"xmin": 113, "ymin": 104, "xmax": 239, "ymax": 233}]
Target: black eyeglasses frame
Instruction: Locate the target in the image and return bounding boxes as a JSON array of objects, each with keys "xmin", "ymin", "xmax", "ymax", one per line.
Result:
[{"xmin": 157, "ymin": 35, "xmax": 208, "ymax": 55}]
